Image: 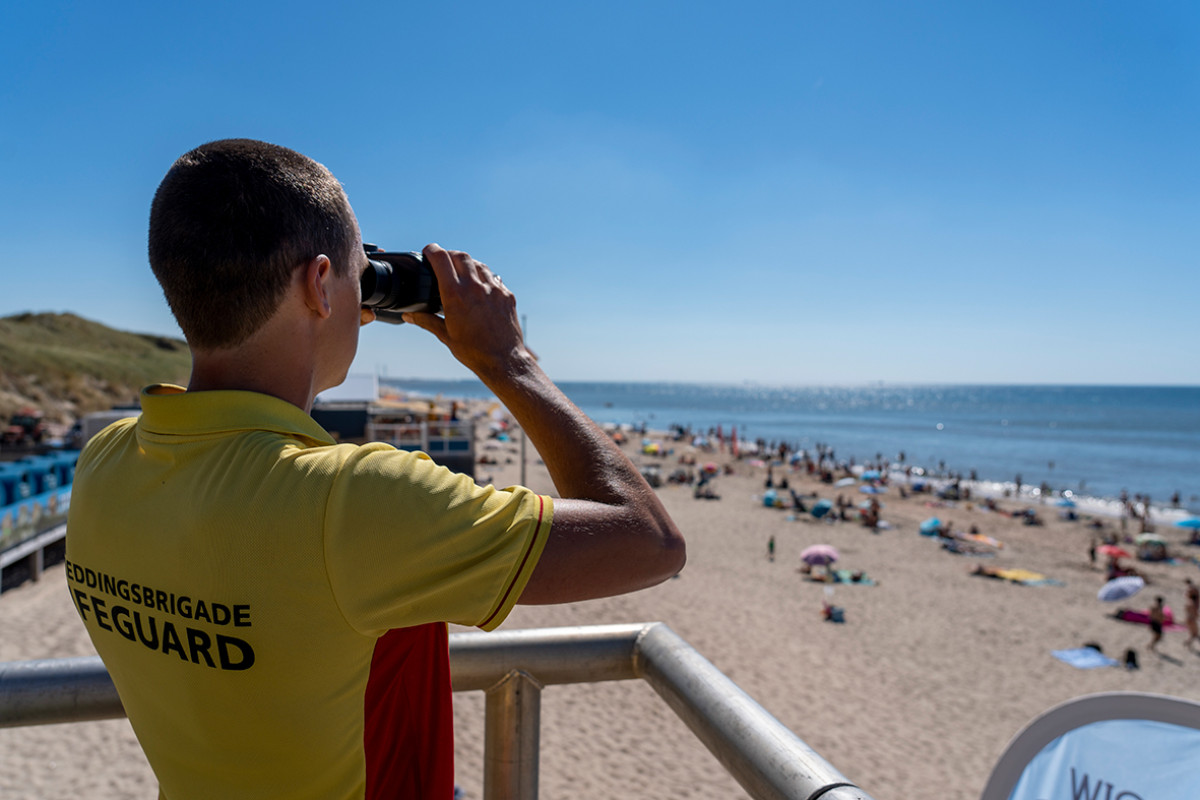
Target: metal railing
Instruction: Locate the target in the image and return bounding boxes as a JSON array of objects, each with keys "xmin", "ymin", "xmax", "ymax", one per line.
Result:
[{"xmin": 0, "ymin": 622, "xmax": 874, "ymax": 800}]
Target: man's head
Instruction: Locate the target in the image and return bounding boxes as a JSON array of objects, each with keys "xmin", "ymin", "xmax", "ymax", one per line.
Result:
[{"xmin": 149, "ymin": 139, "xmax": 358, "ymax": 350}]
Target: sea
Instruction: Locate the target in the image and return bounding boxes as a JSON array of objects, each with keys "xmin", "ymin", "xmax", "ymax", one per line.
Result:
[{"xmin": 380, "ymin": 380, "xmax": 1200, "ymax": 520}]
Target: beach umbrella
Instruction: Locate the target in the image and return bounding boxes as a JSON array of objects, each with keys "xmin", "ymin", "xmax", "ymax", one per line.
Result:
[
  {"xmin": 810, "ymin": 499, "xmax": 833, "ymax": 519},
  {"xmin": 702, "ymin": 462, "xmax": 719, "ymax": 475},
  {"xmin": 1174, "ymin": 518, "xmax": 1200, "ymax": 530},
  {"xmin": 1135, "ymin": 533, "xmax": 1167, "ymax": 545},
  {"xmin": 800, "ymin": 544, "xmax": 839, "ymax": 566},
  {"xmin": 919, "ymin": 517, "xmax": 942, "ymax": 536},
  {"xmin": 859, "ymin": 485, "xmax": 886, "ymax": 495},
  {"xmin": 1097, "ymin": 576, "xmax": 1145, "ymax": 603},
  {"xmin": 835, "ymin": 477, "xmax": 856, "ymax": 487},
  {"xmin": 1055, "ymin": 498, "xmax": 1077, "ymax": 508},
  {"xmin": 1097, "ymin": 544, "xmax": 1131, "ymax": 560},
  {"xmin": 860, "ymin": 470, "xmax": 881, "ymax": 481}
]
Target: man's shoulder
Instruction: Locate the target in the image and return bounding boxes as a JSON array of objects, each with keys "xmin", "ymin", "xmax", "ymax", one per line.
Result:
[{"xmin": 76, "ymin": 416, "xmax": 140, "ymax": 466}]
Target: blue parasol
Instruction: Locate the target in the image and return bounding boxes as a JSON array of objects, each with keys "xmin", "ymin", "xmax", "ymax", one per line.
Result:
[{"xmin": 1098, "ymin": 576, "xmax": 1144, "ymax": 603}]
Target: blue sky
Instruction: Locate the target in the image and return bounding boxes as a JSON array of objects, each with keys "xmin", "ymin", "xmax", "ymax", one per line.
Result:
[{"xmin": 3, "ymin": 1, "xmax": 1197, "ymax": 385}]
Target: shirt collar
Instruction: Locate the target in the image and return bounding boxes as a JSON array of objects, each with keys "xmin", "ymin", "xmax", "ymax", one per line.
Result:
[{"xmin": 137, "ymin": 384, "xmax": 335, "ymax": 445}]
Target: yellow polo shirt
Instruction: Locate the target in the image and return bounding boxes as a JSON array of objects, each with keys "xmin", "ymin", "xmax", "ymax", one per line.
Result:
[{"xmin": 65, "ymin": 385, "xmax": 551, "ymax": 799}]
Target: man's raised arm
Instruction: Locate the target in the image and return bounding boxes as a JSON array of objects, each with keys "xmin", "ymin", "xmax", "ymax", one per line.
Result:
[{"xmin": 401, "ymin": 244, "xmax": 685, "ymax": 604}]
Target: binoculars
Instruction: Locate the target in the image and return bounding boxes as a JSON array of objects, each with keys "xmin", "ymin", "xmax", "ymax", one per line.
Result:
[{"xmin": 360, "ymin": 244, "xmax": 441, "ymax": 324}]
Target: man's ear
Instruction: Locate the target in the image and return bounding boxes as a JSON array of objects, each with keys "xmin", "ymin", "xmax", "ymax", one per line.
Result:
[{"xmin": 302, "ymin": 255, "xmax": 334, "ymax": 319}]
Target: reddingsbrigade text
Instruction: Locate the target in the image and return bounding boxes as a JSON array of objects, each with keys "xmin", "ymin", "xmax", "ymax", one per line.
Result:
[{"xmin": 65, "ymin": 559, "xmax": 254, "ymax": 671}]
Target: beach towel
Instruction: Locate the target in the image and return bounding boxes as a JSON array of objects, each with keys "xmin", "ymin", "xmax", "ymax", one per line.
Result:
[
  {"xmin": 971, "ymin": 567, "xmax": 1065, "ymax": 586},
  {"xmin": 960, "ymin": 532, "xmax": 1003, "ymax": 549},
  {"xmin": 942, "ymin": 540, "xmax": 997, "ymax": 557},
  {"xmin": 1051, "ymin": 647, "xmax": 1119, "ymax": 669},
  {"xmin": 997, "ymin": 569, "xmax": 1064, "ymax": 586},
  {"xmin": 1112, "ymin": 608, "xmax": 1186, "ymax": 632},
  {"xmin": 997, "ymin": 569, "xmax": 1041, "ymax": 582},
  {"xmin": 831, "ymin": 569, "xmax": 876, "ymax": 586},
  {"xmin": 1011, "ymin": 575, "xmax": 1066, "ymax": 587}
]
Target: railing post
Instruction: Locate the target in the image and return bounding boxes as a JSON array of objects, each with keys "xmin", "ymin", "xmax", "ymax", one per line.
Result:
[
  {"xmin": 30, "ymin": 544, "xmax": 44, "ymax": 581},
  {"xmin": 484, "ymin": 669, "xmax": 542, "ymax": 800}
]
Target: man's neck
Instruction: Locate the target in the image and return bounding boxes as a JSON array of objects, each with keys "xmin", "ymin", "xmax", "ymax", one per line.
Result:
[
  {"xmin": 188, "ymin": 362, "xmax": 316, "ymax": 412},
  {"xmin": 187, "ymin": 325, "xmax": 320, "ymax": 413}
]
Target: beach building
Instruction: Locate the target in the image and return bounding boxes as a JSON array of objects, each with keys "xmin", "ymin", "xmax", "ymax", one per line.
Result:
[
  {"xmin": 310, "ymin": 400, "xmax": 476, "ymax": 478},
  {"xmin": 312, "ymin": 374, "xmax": 477, "ymax": 478}
]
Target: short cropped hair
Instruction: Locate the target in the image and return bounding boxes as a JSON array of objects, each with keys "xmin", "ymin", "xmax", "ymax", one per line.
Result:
[{"xmin": 148, "ymin": 139, "xmax": 355, "ymax": 349}]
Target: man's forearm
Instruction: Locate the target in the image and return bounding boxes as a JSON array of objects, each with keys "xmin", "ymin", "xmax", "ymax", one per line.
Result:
[
  {"xmin": 477, "ymin": 350, "xmax": 684, "ymax": 603},
  {"xmin": 475, "ymin": 351, "xmax": 651, "ymax": 505}
]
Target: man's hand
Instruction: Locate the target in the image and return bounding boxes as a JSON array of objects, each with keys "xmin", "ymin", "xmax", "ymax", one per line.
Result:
[{"xmin": 401, "ymin": 244, "xmax": 532, "ymax": 382}]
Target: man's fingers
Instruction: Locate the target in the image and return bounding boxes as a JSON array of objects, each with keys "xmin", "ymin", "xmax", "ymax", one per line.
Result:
[
  {"xmin": 422, "ymin": 243, "xmax": 460, "ymax": 289},
  {"xmin": 402, "ymin": 311, "xmax": 448, "ymax": 343}
]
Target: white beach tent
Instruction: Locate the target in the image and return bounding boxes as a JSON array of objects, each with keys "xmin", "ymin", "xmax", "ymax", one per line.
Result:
[{"xmin": 979, "ymin": 692, "xmax": 1200, "ymax": 800}]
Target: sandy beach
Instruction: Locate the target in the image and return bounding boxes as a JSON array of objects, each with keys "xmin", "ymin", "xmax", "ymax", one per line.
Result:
[{"xmin": 4, "ymin": 407, "xmax": 1200, "ymax": 799}]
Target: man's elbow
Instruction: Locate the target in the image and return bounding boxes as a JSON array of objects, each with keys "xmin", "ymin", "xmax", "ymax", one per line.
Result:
[
  {"xmin": 662, "ymin": 536, "xmax": 687, "ymax": 580},
  {"xmin": 646, "ymin": 521, "xmax": 686, "ymax": 585}
]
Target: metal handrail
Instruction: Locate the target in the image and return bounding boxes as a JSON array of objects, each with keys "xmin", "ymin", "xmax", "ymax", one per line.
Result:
[{"xmin": 0, "ymin": 622, "xmax": 874, "ymax": 800}]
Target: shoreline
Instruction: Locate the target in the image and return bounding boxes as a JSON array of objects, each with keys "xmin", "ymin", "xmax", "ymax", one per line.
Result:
[{"xmin": 384, "ymin": 378, "xmax": 1200, "ymax": 519}]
